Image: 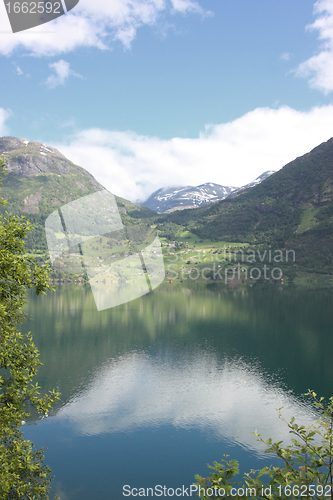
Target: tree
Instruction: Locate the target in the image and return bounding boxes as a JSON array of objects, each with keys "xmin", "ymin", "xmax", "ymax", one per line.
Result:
[
  {"xmin": 194, "ymin": 391, "xmax": 333, "ymax": 499},
  {"xmin": 0, "ymin": 158, "xmax": 60, "ymax": 499}
]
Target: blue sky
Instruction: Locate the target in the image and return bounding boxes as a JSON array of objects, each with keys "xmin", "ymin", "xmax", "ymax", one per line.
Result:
[{"xmin": 1, "ymin": 0, "xmax": 333, "ymax": 201}]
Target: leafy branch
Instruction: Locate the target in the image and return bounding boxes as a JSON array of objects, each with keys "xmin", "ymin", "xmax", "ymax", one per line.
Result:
[{"xmin": 194, "ymin": 391, "xmax": 333, "ymax": 499}]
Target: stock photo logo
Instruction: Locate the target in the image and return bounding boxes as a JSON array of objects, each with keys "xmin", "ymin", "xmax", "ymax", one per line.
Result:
[
  {"xmin": 45, "ymin": 190, "xmax": 165, "ymax": 311},
  {"xmin": 4, "ymin": 0, "xmax": 80, "ymax": 33}
]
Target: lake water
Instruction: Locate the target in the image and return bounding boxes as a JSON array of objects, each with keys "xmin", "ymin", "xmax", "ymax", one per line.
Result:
[{"xmin": 20, "ymin": 282, "xmax": 333, "ymax": 499}]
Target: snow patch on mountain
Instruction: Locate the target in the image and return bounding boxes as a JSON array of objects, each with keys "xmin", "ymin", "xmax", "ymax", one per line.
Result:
[{"xmin": 141, "ymin": 171, "xmax": 275, "ymax": 213}]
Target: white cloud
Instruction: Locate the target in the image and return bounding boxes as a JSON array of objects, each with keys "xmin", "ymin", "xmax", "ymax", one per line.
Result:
[
  {"xmin": 53, "ymin": 104, "xmax": 333, "ymax": 202},
  {"xmin": 170, "ymin": 0, "xmax": 207, "ymax": 15},
  {"xmin": 0, "ymin": 108, "xmax": 11, "ymax": 137},
  {"xmin": 296, "ymin": 0, "xmax": 333, "ymax": 93},
  {"xmin": 280, "ymin": 52, "xmax": 290, "ymax": 61},
  {"xmin": 45, "ymin": 59, "xmax": 82, "ymax": 88},
  {"xmin": 0, "ymin": 0, "xmax": 210, "ymax": 56}
]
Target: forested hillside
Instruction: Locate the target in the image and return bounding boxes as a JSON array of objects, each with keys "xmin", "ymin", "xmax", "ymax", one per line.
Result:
[
  {"xmin": 1, "ymin": 136, "xmax": 333, "ymax": 277},
  {"xmin": 0, "ymin": 137, "xmax": 156, "ymax": 257},
  {"xmin": 155, "ymin": 138, "xmax": 333, "ymax": 273}
]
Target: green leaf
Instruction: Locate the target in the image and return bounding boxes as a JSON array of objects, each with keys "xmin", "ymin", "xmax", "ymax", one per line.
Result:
[{"xmin": 0, "ymin": 161, "xmax": 60, "ymax": 500}]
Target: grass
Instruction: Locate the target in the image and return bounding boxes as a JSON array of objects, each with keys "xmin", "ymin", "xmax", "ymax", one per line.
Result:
[
  {"xmin": 170, "ymin": 229, "xmax": 248, "ymax": 251},
  {"xmin": 296, "ymin": 207, "xmax": 319, "ymax": 235},
  {"xmin": 163, "ymin": 240, "xmax": 252, "ymax": 284}
]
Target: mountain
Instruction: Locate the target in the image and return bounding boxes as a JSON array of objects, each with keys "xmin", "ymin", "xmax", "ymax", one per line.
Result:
[
  {"xmin": 227, "ymin": 170, "xmax": 276, "ymax": 198},
  {"xmin": 142, "ymin": 183, "xmax": 237, "ymax": 213},
  {"xmin": 0, "ymin": 137, "xmax": 156, "ymax": 256},
  {"xmin": 0, "ymin": 136, "xmax": 103, "ymax": 208},
  {"xmin": 158, "ymin": 137, "xmax": 333, "ymax": 274},
  {"xmin": 2, "ymin": 135, "xmax": 333, "ymax": 277},
  {"xmin": 142, "ymin": 171, "xmax": 275, "ymax": 213}
]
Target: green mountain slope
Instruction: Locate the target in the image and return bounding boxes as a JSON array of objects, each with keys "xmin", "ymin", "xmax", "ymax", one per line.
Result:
[
  {"xmin": 0, "ymin": 137, "xmax": 156, "ymax": 259},
  {"xmin": 156, "ymin": 138, "xmax": 333, "ymax": 274},
  {"xmin": 2, "ymin": 136, "xmax": 333, "ymax": 278}
]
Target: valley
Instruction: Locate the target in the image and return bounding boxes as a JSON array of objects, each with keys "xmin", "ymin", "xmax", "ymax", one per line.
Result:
[{"xmin": 1, "ymin": 136, "xmax": 333, "ymax": 284}]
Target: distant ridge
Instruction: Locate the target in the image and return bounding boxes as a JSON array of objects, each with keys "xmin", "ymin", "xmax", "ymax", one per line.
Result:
[{"xmin": 141, "ymin": 171, "xmax": 275, "ymax": 213}]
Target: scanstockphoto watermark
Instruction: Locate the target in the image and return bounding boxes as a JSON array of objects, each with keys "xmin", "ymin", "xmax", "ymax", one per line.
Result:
[
  {"xmin": 3, "ymin": 0, "xmax": 80, "ymax": 33},
  {"xmin": 167, "ymin": 246, "xmax": 296, "ymax": 265},
  {"xmin": 166, "ymin": 246, "xmax": 295, "ymax": 283},
  {"xmin": 45, "ymin": 191, "xmax": 165, "ymax": 311},
  {"xmin": 123, "ymin": 484, "xmax": 259, "ymax": 497},
  {"xmin": 168, "ymin": 262, "xmax": 285, "ymax": 283}
]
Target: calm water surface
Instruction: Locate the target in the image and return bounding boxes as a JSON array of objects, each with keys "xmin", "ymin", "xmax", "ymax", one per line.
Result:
[{"xmin": 20, "ymin": 283, "xmax": 333, "ymax": 499}]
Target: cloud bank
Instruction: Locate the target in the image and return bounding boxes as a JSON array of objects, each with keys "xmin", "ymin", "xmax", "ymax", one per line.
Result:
[
  {"xmin": 54, "ymin": 105, "xmax": 333, "ymax": 202},
  {"xmin": 0, "ymin": 0, "xmax": 210, "ymax": 56}
]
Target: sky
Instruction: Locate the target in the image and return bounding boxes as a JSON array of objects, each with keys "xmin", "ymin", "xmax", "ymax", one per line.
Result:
[{"xmin": 1, "ymin": 0, "xmax": 333, "ymax": 202}]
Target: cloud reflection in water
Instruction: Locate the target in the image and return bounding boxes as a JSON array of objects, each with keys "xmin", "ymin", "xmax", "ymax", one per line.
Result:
[{"xmin": 57, "ymin": 351, "xmax": 317, "ymax": 454}]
